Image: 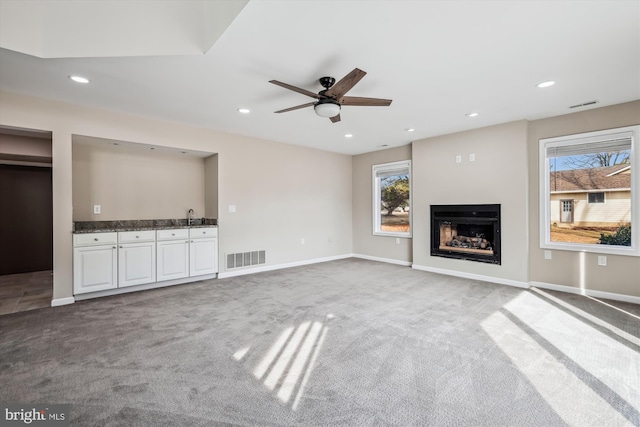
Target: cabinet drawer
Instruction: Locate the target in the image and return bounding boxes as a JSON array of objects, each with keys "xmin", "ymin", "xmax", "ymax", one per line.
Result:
[
  {"xmin": 157, "ymin": 228, "xmax": 189, "ymax": 241},
  {"xmin": 118, "ymin": 230, "xmax": 156, "ymax": 243},
  {"xmin": 73, "ymin": 232, "xmax": 118, "ymax": 247},
  {"xmin": 189, "ymin": 227, "xmax": 218, "ymax": 238}
]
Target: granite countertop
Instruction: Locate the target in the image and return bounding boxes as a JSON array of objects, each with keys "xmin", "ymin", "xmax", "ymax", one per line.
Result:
[{"xmin": 73, "ymin": 218, "xmax": 217, "ymax": 234}]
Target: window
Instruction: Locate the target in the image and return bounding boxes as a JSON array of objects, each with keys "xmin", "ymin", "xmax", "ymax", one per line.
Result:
[
  {"xmin": 540, "ymin": 125, "xmax": 638, "ymax": 256},
  {"xmin": 588, "ymin": 192, "xmax": 605, "ymax": 204},
  {"xmin": 373, "ymin": 160, "xmax": 411, "ymax": 237}
]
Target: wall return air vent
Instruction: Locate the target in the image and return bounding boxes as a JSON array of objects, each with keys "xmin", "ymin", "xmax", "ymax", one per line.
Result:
[{"xmin": 226, "ymin": 250, "xmax": 266, "ymax": 269}]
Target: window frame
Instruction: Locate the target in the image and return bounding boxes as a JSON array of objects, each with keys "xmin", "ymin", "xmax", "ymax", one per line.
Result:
[
  {"xmin": 539, "ymin": 125, "xmax": 639, "ymax": 257},
  {"xmin": 372, "ymin": 160, "xmax": 412, "ymax": 238},
  {"xmin": 587, "ymin": 192, "xmax": 605, "ymax": 204}
]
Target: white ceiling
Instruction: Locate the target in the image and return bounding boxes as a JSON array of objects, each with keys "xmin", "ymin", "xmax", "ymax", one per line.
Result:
[{"xmin": 0, "ymin": 0, "xmax": 638, "ymax": 155}]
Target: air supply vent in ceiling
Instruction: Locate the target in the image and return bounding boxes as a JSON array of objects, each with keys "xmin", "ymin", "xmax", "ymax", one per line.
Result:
[{"xmin": 569, "ymin": 100, "xmax": 598, "ymax": 109}]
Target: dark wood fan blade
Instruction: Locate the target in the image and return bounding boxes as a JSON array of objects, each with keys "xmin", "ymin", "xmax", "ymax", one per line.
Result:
[
  {"xmin": 340, "ymin": 96, "xmax": 392, "ymax": 106},
  {"xmin": 269, "ymin": 80, "xmax": 319, "ymax": 99},
  {"xmin": 330, "ymin": 114, "xmax": 341, "ymax": 123},
  {"xmin": 325, "ymin": 68, "xmax": 367, "ymax": 98},
  {"xmin": 274, "ymin": 102, "xmax": 316, "ymax": 113}
]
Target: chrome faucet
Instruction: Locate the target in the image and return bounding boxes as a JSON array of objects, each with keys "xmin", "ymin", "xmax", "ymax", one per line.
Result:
[{"xmin": 187, "ymin": 209, "xmax": 195, "ymax": 226}]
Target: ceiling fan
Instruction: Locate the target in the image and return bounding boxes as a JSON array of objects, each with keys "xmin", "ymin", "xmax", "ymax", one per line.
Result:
[{"xmin": 269, "ymin": 68, "xmax": 392, "ymax": 123}]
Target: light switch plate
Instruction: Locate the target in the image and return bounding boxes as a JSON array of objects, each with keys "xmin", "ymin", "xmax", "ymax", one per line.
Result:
[
  {"xmin": 544, "ymin": 250, "xmax": 552, "ymax": 260},
  {"xmin": 93, "ymin": 205, "xmax": 101, "ymax": 214},
  {"xmin": 455, "ymin": 155, "xmax": 462, "ymax": 164},
  {"xmin": 597, "ymin": 256, "xmax": 607, "ymax": 266},
  {"xmin": 469, "ymin": 153, "xmax": 476, "ymax": 162},
  {"xmin": 228, "ymin": 205, "xmax": 236, "ymax": 213}
]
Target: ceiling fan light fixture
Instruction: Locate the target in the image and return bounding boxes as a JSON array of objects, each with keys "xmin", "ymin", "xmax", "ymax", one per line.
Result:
[{"xmin": 314, "ymin": 101, "xmax": 341, "ymax": 118}]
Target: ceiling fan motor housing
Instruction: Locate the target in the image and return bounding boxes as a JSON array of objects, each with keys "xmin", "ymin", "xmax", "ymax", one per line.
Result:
[{"xmin": 319, "ymin": 76, "xmax": 335, "ymax": 89}]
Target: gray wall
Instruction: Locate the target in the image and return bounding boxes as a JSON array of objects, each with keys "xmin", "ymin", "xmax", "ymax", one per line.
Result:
[
  {"xmin": 411, "ymin": 120, "xmax": 530, "ymax": 285},
  {"xmin": 528, "ymin": 101, "xmax": 640, "ymax": 297},
  {"xmin": 72, "ymin": 139, "xmax": 207, "ymax": 221},
  {"xmin": 204, "ymin": 154, "xmax": 219, "ymax": 220},
  {"xmin": 352, "ymin": 145, "xmax": 412, "ymax": 263}
]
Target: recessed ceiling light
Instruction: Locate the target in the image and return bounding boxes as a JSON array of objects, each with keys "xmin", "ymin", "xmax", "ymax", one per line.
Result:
[
  {"xmin": 466, "ymin": 112, "xmax": 479, "ymax": 117},
  {"xmin": 406, "ymin": 128, "xmax": 415, "ymax": 132},
  {"xmin": 344, "ymin": 134, "xmax": 353, "ymax": 138},
  {"xmin": 536, "ymin": 80, "xmax": 555, "ymax": 88},
  {"xmin": 237, "ymin": 108, "xmax": 251, "ymax": 114},
  {"xmin": 69, "ymin": 75, "xmax": 90, "ymax": 84}
]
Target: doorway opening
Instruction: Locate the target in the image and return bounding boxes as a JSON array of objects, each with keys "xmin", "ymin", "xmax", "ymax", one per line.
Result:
[{"xmin": 0, "ymin": 126, "xmax": 53, "ymax": 315}]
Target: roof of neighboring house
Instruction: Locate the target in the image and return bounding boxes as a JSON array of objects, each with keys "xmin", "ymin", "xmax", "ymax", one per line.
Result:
[{"xmin": 550, "ymin": 165, "xmax": 631, "ymax": 192}]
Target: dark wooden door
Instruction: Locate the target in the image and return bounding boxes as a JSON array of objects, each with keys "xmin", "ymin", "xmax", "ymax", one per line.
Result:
[{"xmin": 0, "ymin": 165, "xmax": 53, "ymax": 274}]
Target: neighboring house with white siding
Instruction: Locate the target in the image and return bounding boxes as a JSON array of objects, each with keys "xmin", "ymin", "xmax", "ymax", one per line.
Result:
[{"xmin": 550, "ymin": 165, "xmax": 631, "ymax": 227}]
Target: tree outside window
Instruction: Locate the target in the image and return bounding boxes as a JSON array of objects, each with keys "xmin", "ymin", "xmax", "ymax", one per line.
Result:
[{"xmin": 373, "ymin": 160, "xmax": 411, "ymax": 237}]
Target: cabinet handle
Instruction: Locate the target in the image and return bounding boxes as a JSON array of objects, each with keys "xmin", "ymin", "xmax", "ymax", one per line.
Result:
[
  {"xmin": 136, "ymin": 235, "xmax": 139, "ymax": 239},
  {"xmin": 119, "ymin": 246, "xmax": 123, "ymax": 249},
  {"xmin": 94, "ymin": 238, "xmax": 99, "ymax": 241},
  {"xmin": 113, "ymin": 246, "xmax": 116, "ymax": 249},
  {"xmin": 171, "ymin": 233, "xmax": 175, "ymax": 236}
]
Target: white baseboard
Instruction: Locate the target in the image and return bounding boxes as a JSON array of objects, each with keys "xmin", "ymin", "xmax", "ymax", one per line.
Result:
[
  {"xmin": 352, "ymin": 253, "xmax": 412, "ymax": 266},
  {"xmin": 218, "ymin": 254, "xmax": 353, "ymax": 278},
  {"xmin": 74, "ymin": 274, "xmax": 217, "ymax": 301},
  {"xmin": 411, "ymin": 264, "xmax": 530, "ymax": 289},
  {"xmin": 530, "ymin": 281, "xmax": 640, "ymax": 305},
  {"xmin": 51, "ymin": 297, "xmax": 75, "ymax": 307}
]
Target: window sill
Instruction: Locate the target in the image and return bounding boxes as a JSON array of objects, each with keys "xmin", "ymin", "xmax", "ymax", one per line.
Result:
[
  {"xmin": 541, "ymin": 241, "xmax": 638, "ymax": 257},
  {"xmin": 373, "ymin": 231, "xmax": 412, "ymax": 238}
]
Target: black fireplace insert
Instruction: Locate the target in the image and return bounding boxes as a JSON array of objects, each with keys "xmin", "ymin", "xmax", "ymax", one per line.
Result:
[{"xmin": 431, "ymin": 204, "xmax": 501, "ymax": 264}]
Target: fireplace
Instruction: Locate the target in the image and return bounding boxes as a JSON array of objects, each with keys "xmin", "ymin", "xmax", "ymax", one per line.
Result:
[{"xmin": 431, "ymin": 204, "xmax": 501, "ymax": 264}]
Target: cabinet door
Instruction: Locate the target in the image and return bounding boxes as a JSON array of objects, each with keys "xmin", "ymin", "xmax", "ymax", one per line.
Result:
[
  {"xmin": 119, "ymin": 242, "xmax": 156, "ymax": 287},
  {"xmin": 190, "ymin": 237, "xmax": 218, "ymax": 276},
  {"xmin": 157, "ymin": 240, "xmax": 189, "ymax": 281},
  {"xmin": 74, "ymin": 245, "xmax": 117, "ymax": 294}
]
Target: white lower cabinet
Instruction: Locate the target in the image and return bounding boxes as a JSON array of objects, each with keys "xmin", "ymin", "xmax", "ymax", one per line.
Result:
[
  {"xmin": 190, "ymin": 238, "xmax": 218, "ymax": 276},
  {"xmin": 73, "ymin": 233, "xmax": 118, "ymax": 295},
  {"xmin": 74, "ymin": 227, "xmax": 218, "ymax": 297},
  {"xmin": 118, "ymin": 230, "xmax": 156, "ymax": 287},
  {"xmin": 189, "ymin": 227, "xmax": 218, "ymax": 276},
  {"xmin": 157, "ymin": 239, "xmax": 189, "ymax": 281}
]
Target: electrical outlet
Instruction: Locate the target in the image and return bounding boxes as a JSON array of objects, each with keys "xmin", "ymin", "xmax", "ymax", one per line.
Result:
[
  {"xmin": 228, "ymin": 205, "xmax": 236, "ymax": 213},
  {"xmin": 597, "ymin": 256, "xmax": 607, "ymax": 266},
  {"xmin": 300, "ymin": 238, "xmax": 305, "ymax": 246},
  {"xmin": 469, "ymin": 153, "xmax": 475, "ymax": 162},
  {"xmin": 544, "ymin": 250, "xmax": 552, "ymax": 260},
  {"xmin": 395, "ymin": 238, "xmax": 400, "ymax": 245},
  {"xmin": 93, "ymin": 205, "xmax": 101, "ymax": 214},
  {"xmin": 455, "ymin": 155, "xmax": 462, "ymax": 164}
]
